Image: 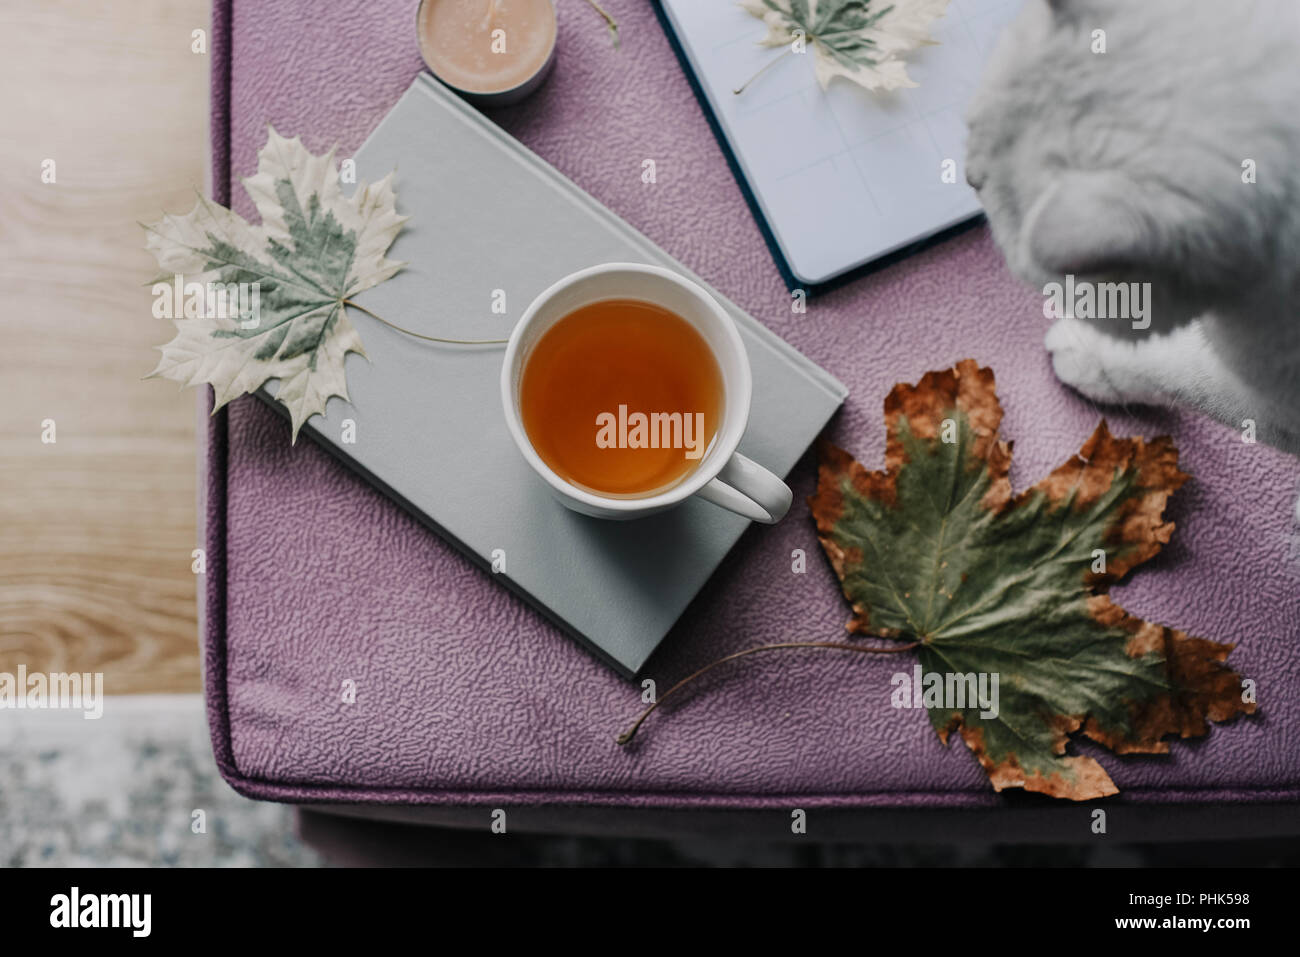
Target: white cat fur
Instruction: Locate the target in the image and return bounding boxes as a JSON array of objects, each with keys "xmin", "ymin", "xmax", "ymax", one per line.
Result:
[{"xmin": 966, "ymin": 0, "xmax": 1300, "ymax": 515}]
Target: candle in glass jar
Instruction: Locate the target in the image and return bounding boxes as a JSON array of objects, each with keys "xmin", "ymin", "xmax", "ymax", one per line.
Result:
[{"xmin": 417, "ymin": 0, "xmax": 557, "ymax": 106}]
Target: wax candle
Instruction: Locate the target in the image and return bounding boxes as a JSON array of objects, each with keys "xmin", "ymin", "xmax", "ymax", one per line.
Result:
[{"xmin": 417, "ymin": 0, "xmax": 557, "ymax": 106}]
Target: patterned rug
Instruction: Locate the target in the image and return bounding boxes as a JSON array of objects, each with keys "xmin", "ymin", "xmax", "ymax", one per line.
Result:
[{"xmin": 0, "ymin": 695, "xmax": 318, "ymax": 867}]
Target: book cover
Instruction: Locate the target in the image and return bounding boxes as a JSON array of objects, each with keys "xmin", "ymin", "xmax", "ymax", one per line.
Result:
[{"xmin": 261, "ymin": 74, "xmax": 847, "ymax": 677}]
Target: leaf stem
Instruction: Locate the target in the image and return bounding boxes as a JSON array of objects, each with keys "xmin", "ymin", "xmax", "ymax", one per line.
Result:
[
  {"xmin": 583, "ymin": 0, "xmax": 619, "ymax": 48},
  {"xmin": 616, "ymin": 639, "xmax": 920, "ymax": 745},
  {"xmin": 734, "ymin": 46, "xmax": 795, "ymax": 95},
  {"xmin": 341, "ymin": 299, "xmax": 507, "ymax": 346}
]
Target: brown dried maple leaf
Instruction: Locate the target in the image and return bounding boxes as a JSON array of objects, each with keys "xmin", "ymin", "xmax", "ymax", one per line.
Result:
[{"xmin": 809, "ymin": 359, "xmax": 1256, "ymax": 800}]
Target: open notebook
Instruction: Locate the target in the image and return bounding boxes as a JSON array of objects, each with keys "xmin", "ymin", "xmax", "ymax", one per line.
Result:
[
  {"xmin": 261, "ymin": 74, "xmax": 847, "ymax": 678},
  {"xmin": 655, "ymin": 0, "xmax": 1024, "ymax": 288}
]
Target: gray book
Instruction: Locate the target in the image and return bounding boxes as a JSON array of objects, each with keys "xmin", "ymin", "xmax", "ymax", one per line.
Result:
[{"xmin": 264, "ymin": 74, "xmax": 847, "ymax": 677}]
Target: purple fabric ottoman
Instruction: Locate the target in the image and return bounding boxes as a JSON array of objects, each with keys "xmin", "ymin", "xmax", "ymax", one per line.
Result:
[{"xmin": 204, "ymin": 0, "xmax": 1300, "ymax": 834}]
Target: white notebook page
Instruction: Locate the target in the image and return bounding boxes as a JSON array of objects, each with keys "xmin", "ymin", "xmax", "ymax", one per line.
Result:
[{"xmin": 660, "ymin": 0, "xmax": 1025, "ymax": 285}]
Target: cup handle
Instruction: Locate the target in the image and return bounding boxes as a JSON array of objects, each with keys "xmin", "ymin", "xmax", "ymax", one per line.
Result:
[{"xmin": 696, "ymin": 452, "xmax": 792, "ymax": 524}]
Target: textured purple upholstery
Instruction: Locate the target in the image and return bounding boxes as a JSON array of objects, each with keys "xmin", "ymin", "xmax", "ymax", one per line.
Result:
[{"xmin": 206, "ymin": 0, "xmax": 1300, "ymax": 812}]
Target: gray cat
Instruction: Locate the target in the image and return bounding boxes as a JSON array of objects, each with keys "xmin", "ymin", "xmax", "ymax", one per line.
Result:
[{"xmin": 965, "ymin": 0, "xmax": 1300, "ymax": 515}]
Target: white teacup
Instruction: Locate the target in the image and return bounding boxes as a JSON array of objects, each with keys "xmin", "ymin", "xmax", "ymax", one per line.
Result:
[{"xmin": 500, "ymin": 263, "xmax": 793, "ymax": 523}]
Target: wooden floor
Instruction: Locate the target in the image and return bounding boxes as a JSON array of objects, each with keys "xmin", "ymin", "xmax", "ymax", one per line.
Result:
[{"xmin": 0, "ymin": 0, "xmax": 211, "ymax": 693}]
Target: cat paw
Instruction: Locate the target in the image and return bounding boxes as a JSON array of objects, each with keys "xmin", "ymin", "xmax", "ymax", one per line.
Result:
[{"xmin": 1044, "ymin": 319, "xmax": 1159, "ymax": 405}]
